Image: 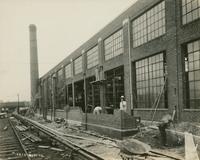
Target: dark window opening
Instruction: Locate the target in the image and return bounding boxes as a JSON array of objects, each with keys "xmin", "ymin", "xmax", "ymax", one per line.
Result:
[
  {"xmin": 86, "ymin": 76, "xmax": 100, "ymax": 109},
  {"xmin": 67, "ymin": 84, "xmax": 73, "ymax": 107},
  {"xmin": 185, "ymin": 40, "xmax": 200, "ymax": 109},
  {"xmin": 74, "ymin": 80, "xmax": 85, "ymax": 112},
  {"xmin": 105, "ymin": 66, "xmax": 124, "ymax": 109},
  {"xmin": 56, "ymin": 69, "xmax": 65, "ymax": 110},
  {"xmin": 47, "ymin": 77, "xmax": 52, "ymax": 109}
]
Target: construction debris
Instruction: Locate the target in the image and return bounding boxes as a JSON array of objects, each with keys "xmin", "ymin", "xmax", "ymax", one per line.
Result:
[
  {"xmin": 22, "ymin": 132, "xmax": 41, "ymax": 142},
  {"xmin": 15, "ymin": 125, "xmax": 28, "ymax": 132},
  {"xmin": 3, "ymin": 126, "xmax": 8, "ymax": 131},
  {"xmin": 28, "ymin": 114, "xmax": 200, "ymax": 159},
  {"xmin": 38, "ymin": 145, "xmax": 50, "ymax": 149},
  {"xmin": 50, "ymin": 147, "xmax": 64, "ymax": 152}
]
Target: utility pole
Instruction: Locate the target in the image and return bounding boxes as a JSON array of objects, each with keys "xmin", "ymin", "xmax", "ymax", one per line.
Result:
[
  {"xmin": 52, "ymin": 74, "xmax": 56, "ymax": 121},
  {"xmin": 17, "ymin": 94, "xmax": 19, "ymax": 114},
  {"xmin": 83, "ymin": 72, "xmax": 87, "ymax": 130}
]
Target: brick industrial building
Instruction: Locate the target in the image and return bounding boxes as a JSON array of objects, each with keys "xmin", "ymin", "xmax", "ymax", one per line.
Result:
[{"xmin": 34, "ymin": 0, "xmax": 200, "ymax": 137}]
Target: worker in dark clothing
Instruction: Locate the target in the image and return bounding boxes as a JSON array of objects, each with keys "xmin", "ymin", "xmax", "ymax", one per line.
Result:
[{"xmin": 158, "ymin": 108, "xmax": 176, "ymax": 146}]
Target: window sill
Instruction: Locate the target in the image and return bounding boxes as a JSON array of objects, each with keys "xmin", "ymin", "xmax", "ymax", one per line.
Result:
[
  {"xmin": 181, "ymin": 18, "xmax": 200, "ymax": 28},
  {"xmin": 134, "ymin": 108, "xmax": 168, "ymax": 111},
  {"xmin": 56, "ymin": 109, "xmax": 65, "ymax": 112},
  {"xmin": 183, "ymin": 109, "xmax": 200, "ymax": 112}
]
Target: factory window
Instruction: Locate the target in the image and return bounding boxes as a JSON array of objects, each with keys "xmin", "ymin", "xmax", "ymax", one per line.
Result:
[
  {"xmin": 185, "ymin": 40, "xmax": 200, "ymax": 109},
  {"xmin": 105, "ymin": 66, "xmax": 124, "ymax": 109},
  {"xmin": 74, "ymin": 56, "xmax": 83, "ymax": 75},
  {"xmin": 132, "ymin": 1, "xmax": 165, "ymax": 47},
  {"xmin": 57, "ymin": 69, "xmax": 63, "ymax": 82},
  {"xmin": 104, "ymin": 29, "xmax": 124, "ymax": 61},
  {"xmin": 182, "ymin": 0, "xmax": 200, "ymax": 25},
  {"xmin": 56, "ymin": 69, "xmax": 65, "ymax": 109},
  {"xmin": 86, "ymin": 76, "xmax": 100, "ymax": 111},
  {"xmin": 47, "ymin": 77, "xmax": 52, "ymax": 109},
  {"xmin": 65, "ymin": 64, "xmax": 72, "ymax": 79},
  {"xmin": 135, "ymin": 53, "xmax": 167, "ymax": 108},
  {"xmin": 87, "ymin": 46, "xmax": 99, "ymax": 69},
  {"xmin": 67, "ymin": 84, "xmax": 73, "ymax": 107}
]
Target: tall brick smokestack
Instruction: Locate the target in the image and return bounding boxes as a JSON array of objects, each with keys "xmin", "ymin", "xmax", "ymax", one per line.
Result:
[{"xmin": 29, "ymin": 24, "xmax": 39, "ymax": 105}]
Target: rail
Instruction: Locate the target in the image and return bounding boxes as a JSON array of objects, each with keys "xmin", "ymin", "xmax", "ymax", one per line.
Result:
[
  {"xmin": 13, "ymin": 114, "xmax": 104, "ymax": 160},
  {"xmin": 8, "ymin": 118, "xmax": 31, "ymax": 160}
]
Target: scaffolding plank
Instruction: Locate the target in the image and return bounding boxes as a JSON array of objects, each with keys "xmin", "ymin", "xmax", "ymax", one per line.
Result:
[{"xmin": 185, "ymin": 132, "xmax": 199, "ymax": 160}]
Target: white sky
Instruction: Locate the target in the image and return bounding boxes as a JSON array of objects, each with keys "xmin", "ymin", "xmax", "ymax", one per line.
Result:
[{"xmin": 0, "ymin": 0, "xmax": 137, "ymax": 102}]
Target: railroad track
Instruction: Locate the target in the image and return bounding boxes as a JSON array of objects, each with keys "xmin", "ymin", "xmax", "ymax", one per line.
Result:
[
  {"xmin": 14, "ymin": 114, "xmax": 104, "ymax": 160},
  {"xmin": 0, "ymin": 118, "xmax": 30, "ymax": 160},
  {"xmin": 13, "ymin": 114, "xmax": 185, "ymax": 160}
]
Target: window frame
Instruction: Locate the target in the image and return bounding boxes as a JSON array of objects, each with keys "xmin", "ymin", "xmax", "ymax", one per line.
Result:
[
  {"xmin": 65, "ymin": 63, "xmax": 72, "ymax": 79},
  {"xmin": 181, "ymin": 0, "xmax": 200, "ymax": 25},
  {"xmin": 132, "ymin": 1, "xmax": 166, "ymax": 48},
  {"xmin": 74, "ymin": 56, "xmax": 83, "ymax": 75},
  {"xmin": 134, "ymin": 52, "xmax": 168, "ymax": 109},
  {"xmin": 184, "ymin": 39, "xmax": 200, "ymax": 109},
  {"xmin": 104, "ymin": 29, "xmax": 124, "ymax": 61},
  {"xmin": 86, "ymin": 45, "xmax": 99, "ymax": 69}
]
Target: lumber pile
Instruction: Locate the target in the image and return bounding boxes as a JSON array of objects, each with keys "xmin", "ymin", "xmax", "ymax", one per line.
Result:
[
  {"xmin": 22, "ymin": 132, "xmax": 41, "ymax": 142},
  {"xmin": 15, "ymin": 125, "xmax": 28, "ymax": 131}
]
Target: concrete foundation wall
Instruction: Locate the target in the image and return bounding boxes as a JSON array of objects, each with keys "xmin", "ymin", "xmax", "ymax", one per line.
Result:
[
  {"xmin": 67, "ymin": 107, "xmax": 83, "ymax": 122},
  {"xmin": 82, "ymin": 110, "xmax": 137, "ymax": 139},
  {"xmin": 55, "ymin": 110, "xmax": 66, "ymax": 119},
  {"xmin": 54, "ymin": 107, "xmax": 83, "ymax": 123}
]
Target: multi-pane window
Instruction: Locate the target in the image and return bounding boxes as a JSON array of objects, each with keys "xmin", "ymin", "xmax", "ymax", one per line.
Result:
[
  {"xmin": 185, "ymin": 40, "xmax": 200, "ymax": 108},
  {"xmin": 135, "ymin": 53, "xmax": 167, "ymax": 108},
  {"xmin": 182, "ymin": 0, "xmax": 200, "ymax": 25},
  {"xmin": 65, "ymin": 64, "xmax": 72, "ymax": 79},
  {"xmin": 57, "ymin": 69, "xmax": 63, "ymax": 82},
  {"xmin": 74, "ymin": 56, "xmax": 82, "ymax": 75},
  {"xmin": 132, "ymin": 1, "xmax": 165, "ymax": 47},
  {"xmin": 104, "ymin": 29, "xmax": 123, "ymax": 61},
  {"xmin": 87, "ymin": 46, "xmax": 99, "ymax": 69}
]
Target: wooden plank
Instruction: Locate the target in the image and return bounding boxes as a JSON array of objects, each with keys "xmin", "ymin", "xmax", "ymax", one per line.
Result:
[{"xmin": 185, "ymin": 132, "xmax": 199, "ymax": 160}]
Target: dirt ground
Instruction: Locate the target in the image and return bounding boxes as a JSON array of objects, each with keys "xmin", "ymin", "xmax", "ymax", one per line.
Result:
[
  {"xmin": 31, "ymin": 115, "xmax": 200, "ymax": 159},
  {"xmin": 173, "ymin": 122, "xmax": 200, "ymax": 135},
  {"xmin": 130, "ymin": 127, "xmax": 185, "ymax": 158}
]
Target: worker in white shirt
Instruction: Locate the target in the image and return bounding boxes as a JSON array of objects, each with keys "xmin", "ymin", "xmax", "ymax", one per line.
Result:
[
  {"xmin": 93, "ymin": 106, "xmax": 102, "ymax": 115},
  {"xmin": 120, "ymin": 96, "xmax": 127, "ymax": 112}
]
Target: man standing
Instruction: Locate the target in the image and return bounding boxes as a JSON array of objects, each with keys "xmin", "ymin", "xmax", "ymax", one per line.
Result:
[{"xmin": 120, "ymin": 96, "xmax": 127, "ymax": 112}]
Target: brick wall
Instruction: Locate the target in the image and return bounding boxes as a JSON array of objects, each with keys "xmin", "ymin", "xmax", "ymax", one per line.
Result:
[{"xmin": 82, "ymin": 110, "xmax": 137, "ymax": 139}]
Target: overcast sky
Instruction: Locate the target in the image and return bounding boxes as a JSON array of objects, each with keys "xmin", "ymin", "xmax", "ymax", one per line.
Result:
[{"xmin": 0, "ymin": 0, "xmax": 137, "ymax": 102}]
